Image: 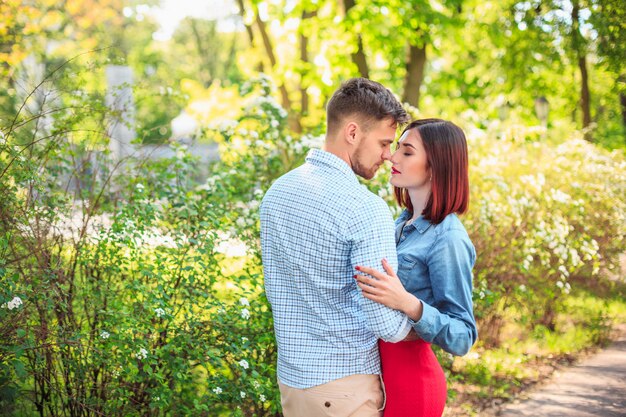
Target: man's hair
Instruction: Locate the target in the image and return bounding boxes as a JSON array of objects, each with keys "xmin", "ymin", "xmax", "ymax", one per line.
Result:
[
  {"xmin": 394, "ymin": 119, "xmax": 470, "ymax": 224},
  {"xmin": 326, "ymin": 78, "xmax": 409, "ymax": 135}
]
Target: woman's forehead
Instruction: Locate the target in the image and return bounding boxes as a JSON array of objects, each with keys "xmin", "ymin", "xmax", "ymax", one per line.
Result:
[{"xmin": 398, "ymin": 129, "xmax": 420, "ymax": 144}]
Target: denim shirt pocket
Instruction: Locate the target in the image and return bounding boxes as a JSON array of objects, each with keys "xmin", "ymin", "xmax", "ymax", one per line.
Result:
[
  {"xmin": 399, "ymin": 253, "xmax": 418, "ymax": 267},
  {"xmin": 397, "ymin": 253, "xmax": 430, "ymax": 295},
  {"xmin": 397, "ymin": 254, "xmax": 418, "ymax": 281}
]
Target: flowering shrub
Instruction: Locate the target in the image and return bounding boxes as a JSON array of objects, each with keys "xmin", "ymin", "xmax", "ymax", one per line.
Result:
[{"xmin": 462, "ymin": 122, "xmax": 625, "ymax": 344}]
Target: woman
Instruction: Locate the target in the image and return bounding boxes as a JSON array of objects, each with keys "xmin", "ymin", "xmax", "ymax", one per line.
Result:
[{"xmin": 355, "ymin": 119, "xmax": 477, "ymax": 417}]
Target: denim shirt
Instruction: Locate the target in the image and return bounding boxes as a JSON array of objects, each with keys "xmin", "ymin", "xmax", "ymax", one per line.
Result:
[{"xmin": 395, "ymin": 210, "xmax": 478, "ymax": 356}]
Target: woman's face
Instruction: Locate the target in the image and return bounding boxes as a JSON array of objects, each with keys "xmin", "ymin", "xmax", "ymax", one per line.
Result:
[{"xmin": 390, "ymin": 129, "xmax": 431, "ymax": 191}]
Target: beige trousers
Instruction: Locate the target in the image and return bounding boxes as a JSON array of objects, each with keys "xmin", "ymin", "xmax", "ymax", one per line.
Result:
[{"xmin": 278, "ymin": 374, "xmax": 385, "ymax": 417}]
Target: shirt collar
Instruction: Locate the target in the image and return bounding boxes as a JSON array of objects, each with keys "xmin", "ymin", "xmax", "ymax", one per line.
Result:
[
  {"xmin": 306, "ymin": 149, "xmax": 359, "ymax": 185},
  {"xmin": 398, "ymin": 209, "xmax": 432, "ymax": 234}
]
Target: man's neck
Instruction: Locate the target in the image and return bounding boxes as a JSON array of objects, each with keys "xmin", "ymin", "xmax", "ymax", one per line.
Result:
[{"xmin": 322, "ymin": 142, "xmax": 352, "ymax": 167}]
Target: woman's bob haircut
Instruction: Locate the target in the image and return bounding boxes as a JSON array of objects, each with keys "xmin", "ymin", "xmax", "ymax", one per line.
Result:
[{"xmin": 394, "ymin": 118, "xmax": 469, "ymax": 224}]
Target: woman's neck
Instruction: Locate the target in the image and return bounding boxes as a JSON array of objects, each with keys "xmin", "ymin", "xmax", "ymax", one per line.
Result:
[{"xmin": 408, "ymin": 187, "xmax": 431, "ymax": 221}]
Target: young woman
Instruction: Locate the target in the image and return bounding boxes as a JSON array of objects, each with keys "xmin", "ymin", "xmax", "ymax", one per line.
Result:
[{"xmin": 355, "ymin": 119, "xmax": 478, "ymax": 417}]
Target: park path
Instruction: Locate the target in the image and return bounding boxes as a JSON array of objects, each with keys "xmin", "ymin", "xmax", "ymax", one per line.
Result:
[{"xmin": 488, "ymin": 325, "xmax": 626, "ymax": 417}]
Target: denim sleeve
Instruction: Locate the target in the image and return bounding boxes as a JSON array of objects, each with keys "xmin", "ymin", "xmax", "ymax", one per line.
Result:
[
  {"xmin": 412, "ymin": 229, "xmax": 478, "ymax": 355},
  {"xmin": 348, "ymin": 196, "xmax": 411, "ymax": 342}
]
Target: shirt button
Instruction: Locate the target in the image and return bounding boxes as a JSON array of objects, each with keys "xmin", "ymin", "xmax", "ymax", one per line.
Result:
[{"xmin": 325, "ymin": 401, "xmax": 331, "ymax": 407}]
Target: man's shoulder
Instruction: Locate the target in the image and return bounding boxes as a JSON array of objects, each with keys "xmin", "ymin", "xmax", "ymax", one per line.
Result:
[
  {"xmin": 348, "ymin": 188, "xmax": 393, "ymax": 225},
  {"xmin": 262, "ymin": 165, "xmax": 305, "ymax": 199}
]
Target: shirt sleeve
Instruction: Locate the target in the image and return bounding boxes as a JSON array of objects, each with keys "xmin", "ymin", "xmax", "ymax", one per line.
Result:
[
  {"xmin": 411, "ymin": 229, "xmax": 478, "ymax": 355},
  {"xmin": 347, "ymin": 195, "xmax": 411, "ymax": 343}
]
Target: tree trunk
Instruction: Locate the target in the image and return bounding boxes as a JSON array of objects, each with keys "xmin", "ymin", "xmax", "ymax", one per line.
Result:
[
  {"xmin": 235, "ymin": 0, "xmax": 263, "ymax": 73},
  {"xmin": 341, "ymin": 0, "xmax": 369, "ymax": 78},
  {"xmin": 299, "ymin": 10, "xmax": 316, "ymax": 118},
  {"xmin": 253, "ymin": 5, "xmax": 301, "ymax": 132},
  {"xmin": 579, "ymin": 55, "xmax": 592, "ymax": 134},
  {"xmin": 619, "ymin": 75, "xmax": 626, "ymax": 129},
  {"xmin": 572, "ymin": 1, "xmax": 592, "ymax": 141},
  {"xmin": 402, "ymin": 43, "xmax": 427, "ymax": 109},
  {"xmin": 621, "ymin": 92, "xmax": 626, "ymax": 128},
  {"xmin": 189, "ymin": 19, "xmax": 214, "ymax": 87}
]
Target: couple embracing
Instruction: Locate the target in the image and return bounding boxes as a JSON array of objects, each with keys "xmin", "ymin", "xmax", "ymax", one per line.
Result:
[{"xmin": 260, "ymin": 78, "xmax": 477, "ymax": 417}]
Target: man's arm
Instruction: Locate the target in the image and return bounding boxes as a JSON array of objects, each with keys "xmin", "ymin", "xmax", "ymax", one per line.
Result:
[{"xmin": 348, "ymin": 196, "xmax": 411, "ymax": 342}]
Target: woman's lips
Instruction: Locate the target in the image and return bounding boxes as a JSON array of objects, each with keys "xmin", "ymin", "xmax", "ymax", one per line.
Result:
[{"xmin": 391, "ymin": 167, "xmax": 401, "ymax": 174}]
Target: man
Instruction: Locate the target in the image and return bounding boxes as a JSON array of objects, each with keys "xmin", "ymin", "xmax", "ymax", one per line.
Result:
[{"xmin": 260, "ymin": 78, "xmax": 411, "ymax": 417}]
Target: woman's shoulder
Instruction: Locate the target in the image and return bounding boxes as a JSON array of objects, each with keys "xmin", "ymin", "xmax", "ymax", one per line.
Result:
[{"xmin": 433, "ymin": 214, "xmax": 471, "ymax": 240}]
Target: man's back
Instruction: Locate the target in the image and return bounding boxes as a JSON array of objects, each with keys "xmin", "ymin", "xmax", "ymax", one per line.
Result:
[{"xmin": 260, "ymin": 149, "xmax": 409, "ymax": 389}]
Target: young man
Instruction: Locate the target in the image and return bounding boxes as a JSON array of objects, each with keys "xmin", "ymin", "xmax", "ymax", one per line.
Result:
[{"xmin": 260, "ymin": 78, "xmax": 411, "ymax": 417}]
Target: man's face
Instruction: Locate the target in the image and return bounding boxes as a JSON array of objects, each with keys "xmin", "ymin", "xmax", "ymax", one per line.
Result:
[{"xmin": 351, "ymin": 117, "xmax": 397, "ymax": 180}]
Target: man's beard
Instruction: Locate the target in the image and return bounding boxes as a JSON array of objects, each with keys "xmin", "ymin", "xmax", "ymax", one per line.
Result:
[{"xmin": 351, "ymin": 146, "xmax": 378, "ymax": 180}]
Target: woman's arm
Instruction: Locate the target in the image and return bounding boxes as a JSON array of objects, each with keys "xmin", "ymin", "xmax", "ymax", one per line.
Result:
[{"xmin": 355, "ymin": 230, "xmax": 477, "ymax": 355}]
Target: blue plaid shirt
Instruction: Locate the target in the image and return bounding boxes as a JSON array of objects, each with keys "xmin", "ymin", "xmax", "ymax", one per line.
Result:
[{"xmin": 260, "ymin": 149, "xmax": 410, "ymax": 389}]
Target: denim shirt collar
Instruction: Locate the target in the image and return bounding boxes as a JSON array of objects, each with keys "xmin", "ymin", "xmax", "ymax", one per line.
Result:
[
  {"xmin": 306, "ymin": 149, "xmax": 359, "ymax": 186},
  {"xmin": 397, "ymin": 209, "xmax": 433, "ymax": 234}
]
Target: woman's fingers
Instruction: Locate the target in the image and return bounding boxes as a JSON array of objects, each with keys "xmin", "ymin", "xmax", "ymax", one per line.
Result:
[
  {"xmin": 354, "ymin": 265, "xmax": 387, "ymax": 280},
  {"xmin": 381, "ymin": 258, "xmax": 398, "ymax": 278},
  {"xmin": 356, "ymin": 281, "xmax": 383, "ymax": 298},
  {"xmin": 354, "ymin": 273, "xmax": 378, "ymax": 288}
]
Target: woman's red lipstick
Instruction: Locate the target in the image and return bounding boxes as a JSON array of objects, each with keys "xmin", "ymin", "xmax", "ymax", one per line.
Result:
[{"xmin": 391, "ymin": 167, "xmax": 401, "ymax": 174}]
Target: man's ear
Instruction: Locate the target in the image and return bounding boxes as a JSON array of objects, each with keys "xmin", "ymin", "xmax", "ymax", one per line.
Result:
[{"xmin": 344, "ymin": 122, "xmax": 359, "ymax": 145}]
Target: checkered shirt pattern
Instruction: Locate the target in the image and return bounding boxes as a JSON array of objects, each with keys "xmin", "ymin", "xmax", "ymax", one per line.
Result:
[{"xmin": 260, "ymin": 149, "xmax": 410, "ymax": 389}]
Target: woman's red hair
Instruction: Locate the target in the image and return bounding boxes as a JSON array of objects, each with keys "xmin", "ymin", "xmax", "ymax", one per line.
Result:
[{"xmin": 394, "ymin": 119, "xmax": 469, "ymax": 224}]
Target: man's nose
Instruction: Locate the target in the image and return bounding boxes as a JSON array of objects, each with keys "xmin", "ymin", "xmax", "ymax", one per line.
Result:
[{"xmin": 382, "ymin": 148, "xmax": 393, "ymax": 161}]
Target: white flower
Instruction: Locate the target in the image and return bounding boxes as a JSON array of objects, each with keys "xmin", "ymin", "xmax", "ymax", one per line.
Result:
[
  {"xmin": 241, "ymin": 308, "xmax": 250, "ymax": 319},
  {"xmin": 236, "ymin": 217, "xmax": 246, "ymax": 228},
  {"xmin": 466, "ymin": 351, "xmax": 480, "ymax": 360},
  {"xmin": 260, "ymin": 394, "xmax": 266, "ymax": 402},
  {"xmin": 100, "ymin": 331, "xmax": 110, "ymax": 339},
  {"xmin": 136, "ymin": 347, "xmax": 148, "ymax": 360},
  {"xmin": 155, "ymin": 307, "xmax": 166, "ymax": 318},
  {"xmin": 238, "ymin": 359, "xmax": 249, "ymax": 369},
  {"xmin": 136, "ymin": 183, "xmax": 145, "ymax": 192},
  {"xmin": 213, "ymin": 387, "xmax": 223, "ymax": 395},
  {"xmin": 252, "ymin": 380, "xmax": 261, "ymax": 389},
  {"xmin": 4, "ymin": 296, "xmax": 23, "ymax": 310},
  {"xmin": 519, "ymin": 284, "xmax": 527, "ymax": 292},
  {"xmin": 240, "ymin": 391, "xmax": 246, "ymax": 398},
  {"xmin": 239, "ymin": 297, "xmax": 250, "ymax": 307},
  {"xmin": 242, "ymin": 337, "xmax": 249, "ymax": 343}
]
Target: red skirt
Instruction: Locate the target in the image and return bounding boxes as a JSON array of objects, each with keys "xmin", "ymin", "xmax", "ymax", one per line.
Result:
[{"xmin": 379, "ymin": 339, "xmax": 447, "ymax": 417}]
